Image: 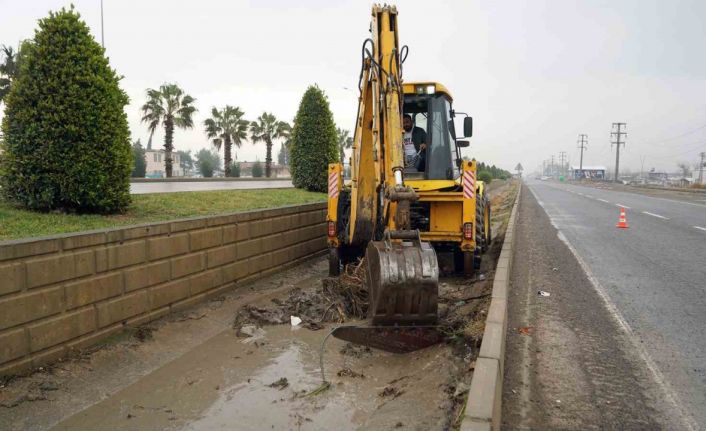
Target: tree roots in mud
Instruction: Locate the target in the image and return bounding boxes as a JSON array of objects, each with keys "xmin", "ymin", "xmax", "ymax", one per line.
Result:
[
  {"xmin": 233, "ymin": 255, "xmax": 490, "ymax": 356},
  {"xmin": 233, "ymin": 260, "xmax": 369, "ymax": 331}
]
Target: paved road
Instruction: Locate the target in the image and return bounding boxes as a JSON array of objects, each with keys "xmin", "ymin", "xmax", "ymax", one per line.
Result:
[
  {"xmin": 130, "ymin": 180, "xmax": 293, "ymax": 194},
  {"xmin": 517, "ymin": 179, "xmax": 705, "ymax": 429}
]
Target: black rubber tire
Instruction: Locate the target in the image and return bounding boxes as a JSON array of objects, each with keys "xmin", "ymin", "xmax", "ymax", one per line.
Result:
[
  {"xmin": 482, "ymin": 196, "xmax": 491, "ymax": 252},
  {"xmin": 476, "ymin": 197, "xmax": 486, "ymax": 252},
  {"xmin": 328, "ymin": 247, "xmax": 341, "ymax": 276}
]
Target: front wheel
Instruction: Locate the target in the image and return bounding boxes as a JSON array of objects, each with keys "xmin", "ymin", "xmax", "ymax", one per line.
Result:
[{"xmin": 328, "ymin": 247, "xmax": 341, "ymax": 276}]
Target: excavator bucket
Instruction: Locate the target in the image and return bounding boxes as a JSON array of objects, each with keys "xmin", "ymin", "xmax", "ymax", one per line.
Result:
[
  {"xmin": 366, "ymin": 239, "xmax": 439, "ymax": 326},
  {"xmin": 332, "ymin": 235, "xmax": 441, "ymax": 353}
]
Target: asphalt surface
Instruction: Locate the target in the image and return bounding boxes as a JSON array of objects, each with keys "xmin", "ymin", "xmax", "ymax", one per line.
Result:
[
  {"xmin": 506, "ymin": 179, "xmax": 704, "ymax": 430},
  {"xmin": 130, "ymin": 180, "xmax": 293, "ymax": 194}
]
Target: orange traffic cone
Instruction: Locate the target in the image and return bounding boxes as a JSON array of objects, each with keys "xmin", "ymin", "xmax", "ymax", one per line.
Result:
[{"xmin": 616, "ymin": 207, "xmax": 629, "ymax": 228}]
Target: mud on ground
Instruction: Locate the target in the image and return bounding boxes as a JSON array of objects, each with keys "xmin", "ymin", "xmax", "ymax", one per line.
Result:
[{"xmin": 0, "ymin": 181, "xmax": 518, "ymax": 431}]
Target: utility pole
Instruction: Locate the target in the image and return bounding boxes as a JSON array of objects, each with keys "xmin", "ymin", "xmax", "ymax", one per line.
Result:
[
  {"xmin": 559, "ymin": 151, "xmax": 567, "ymax": 177},
  {"xmin": 699, "ymin": 151, "xmax": 705, "ymax": 185},
  {"xmin": 611, "ymin": 123, "xmax": 626, "ymax": 183},
  {"xmin": 551, "ymin": 155, "xmax": 555, "ymax": 177},
  {"xmin": 577, "ymin": 134, "xmax": 588, "ymax": 171}
]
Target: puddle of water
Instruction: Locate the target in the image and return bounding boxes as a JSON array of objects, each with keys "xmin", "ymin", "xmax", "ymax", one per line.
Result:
[
  {"xmin": 54, "ymin": 321, "xmax": 463, "ymax": 431},
  {"xmin": 187, "ymin": 326, "xmax": 357, "ymax": 431}
]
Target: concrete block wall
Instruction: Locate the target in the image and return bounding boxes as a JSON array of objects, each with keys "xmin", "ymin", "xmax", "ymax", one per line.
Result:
[{"xmin": 0, "ymin": 202, "xmax": 326, "ymax": 376}]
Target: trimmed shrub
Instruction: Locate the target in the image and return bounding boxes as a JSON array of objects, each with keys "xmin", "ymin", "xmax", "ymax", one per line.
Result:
[
  {"xmin": 232, "ymin": 162, "xmax": 241, "ymax": 178},
  {"xmin": 478, "ymin": 170, "xmax": 493, "ymax": 183},
  {"xmin": 252, "ymin": 160, "xmax": 264, "ymax": 178},
  {"xmin": 0, "ymin": 7, "xmax": 131, "ymax": 212},
  {"xmin": 195, "ymin": 148, "xmax": 219, "ymax": 177},
  {"xmin": 131, "ymin": 140, "xmax": 146, "ymax": 178},
  {"xmin": 290, "ymin": 85, "xmax": 338, "ymax": 192}
]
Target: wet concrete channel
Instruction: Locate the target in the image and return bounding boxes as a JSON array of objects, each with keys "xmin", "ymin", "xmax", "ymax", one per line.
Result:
[{"xmin": 0, "ymin": 182, "xmax": 516, "ymax": 431}]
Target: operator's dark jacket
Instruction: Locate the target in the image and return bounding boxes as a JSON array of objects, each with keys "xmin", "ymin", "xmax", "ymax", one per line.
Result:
[
  {"xmin": 411, "ymin": 127, "xmax": 427, "ymax": 151},
  {"xmin": 410, "ymin": 127, "xmax": 427, "ymax": 170}
]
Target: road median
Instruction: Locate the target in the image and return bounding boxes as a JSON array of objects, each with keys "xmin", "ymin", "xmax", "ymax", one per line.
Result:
[{"xmin": 463, "ymin": 182, "xmax": 521, "ymax": 431}]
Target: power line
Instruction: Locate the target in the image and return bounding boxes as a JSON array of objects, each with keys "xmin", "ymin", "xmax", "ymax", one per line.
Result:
[
  {"xmin": 611, "ymin": 123, "xmax": 626, "ymax": 182},
  {"xmin": 642, "ymin": 122, "xmax": 706, "ymax": 147}
]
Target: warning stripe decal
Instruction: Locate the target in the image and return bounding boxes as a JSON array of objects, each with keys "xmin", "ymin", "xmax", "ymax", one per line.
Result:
[
  {"xmin": 463, "ymin": 170, "xmax": 475, "ymax": 199},
  {"xmin": 328, "ymin": 172, "xmax": 339, "ymax": 199}
]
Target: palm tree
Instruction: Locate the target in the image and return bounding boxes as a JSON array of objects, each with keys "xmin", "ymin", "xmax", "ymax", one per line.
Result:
[
  {"xmin": 337, "ymin": 128, "xmax": 353, "ymax": 163},
  {"xmin": 141, "ymin": 83, "xmax": 196, "ymax": 177},
  {"xmin": 250, "ymin": 113, "xmax": 289, "ymax": 178},
  {"xmin": 0, "ymin": 45, "xmax": 18, "ymax": 103},
  {"xmin": 204, "ymin": 106, "xmax": 248, "ymax": 177}
]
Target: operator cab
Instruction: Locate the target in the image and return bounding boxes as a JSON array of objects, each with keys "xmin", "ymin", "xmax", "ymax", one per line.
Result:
[{"xmin": 402, "ymin": 82, "xmax": 472, "ymax": 182}]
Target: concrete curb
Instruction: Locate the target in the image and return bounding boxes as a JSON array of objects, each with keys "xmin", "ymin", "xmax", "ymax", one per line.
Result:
[{"xmin": 462, "ymin": 182, "xmax": 522, "ymax": 431}]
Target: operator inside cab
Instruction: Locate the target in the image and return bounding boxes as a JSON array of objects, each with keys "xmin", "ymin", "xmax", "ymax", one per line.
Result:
[{"xmin": 403, "ymin": 114, "xmax": 427, "ymax": 172}]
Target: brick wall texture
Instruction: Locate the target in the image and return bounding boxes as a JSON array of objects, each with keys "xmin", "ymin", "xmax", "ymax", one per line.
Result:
[{"xmin": 0, "ymin": 202, "xmax": 326, "ymax": 376}]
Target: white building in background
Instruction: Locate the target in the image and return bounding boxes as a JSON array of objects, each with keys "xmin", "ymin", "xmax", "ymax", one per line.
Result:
[{"xmin": 144, "ymin": 149, "xmax": 183, "ymax": 178}]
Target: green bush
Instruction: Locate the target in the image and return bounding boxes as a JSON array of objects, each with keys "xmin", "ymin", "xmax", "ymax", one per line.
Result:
[
  {"xmin": 131, "ymin": 140, "xmax": 146, "ymax": 178},
  {"xmin": 0, "ymin": 7, "xmax": 131, "ymax": 212},
  {"xmin": 478, "ymin": 170, "xmax": 493, "ymax": 183},
  {"xmin": 232, "ymin": 162, "xmax": 241, "ymax": 178},
  {"xmin": 195, "ymin": 148, "xmax": 219, "ymax": 177},
  {"xmin": 251, "ymin": 160, "xmax": 264, "ymax": 178},
  {"xmin": 290, "ymin": 85, "xmax": 338, "ymax": 192}
]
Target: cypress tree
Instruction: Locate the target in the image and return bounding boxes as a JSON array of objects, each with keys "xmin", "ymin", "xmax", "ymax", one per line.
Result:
[
  {"xmin": 0, "ymin": 7, "xmax": 131, "ymax": 212},
  {"xmin": 290, "ymin": 85, "xmax": 338, "ymax": 192}
]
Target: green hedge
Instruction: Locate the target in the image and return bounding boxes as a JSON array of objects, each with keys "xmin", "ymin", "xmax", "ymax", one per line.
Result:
[{"xmin": 0, "ymin": 7, "xmax": 131, "ymax": 213}]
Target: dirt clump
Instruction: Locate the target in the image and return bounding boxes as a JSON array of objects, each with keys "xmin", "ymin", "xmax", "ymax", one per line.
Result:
[
  {"xmin": 379, "ymin": 386, "xmax": 404, "ymax": 399},
  {"xmin": 267, "ymin": 377, "xmax": 289, "ymax": 390},
  {"xmin": 337, "ymin": 368, "xmax": 365, "ymax": 378}
]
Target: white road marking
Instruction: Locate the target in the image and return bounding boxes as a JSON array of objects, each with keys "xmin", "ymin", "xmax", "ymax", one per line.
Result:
[
  {"xmin": 527, "ymin": 184, "xmax": 697, "ymax": 431},
  {"xmin": 597, "ymin": 198, "xmax": 610, "ymax": 203},
  {"xmin": 694, "ymin": 226, "xmax": 706, "ymax": 232},
  {"xmin": 586, "ymin": 194, "xmax": 594, "ymax": 198},
  {"xmin": 615, "ymin": 204, "xmax": 631, "ymax": 209},
  {"xmin": 578, "ymin": 193, "xmax": 585, "ymax": 196},
  {"xmin": 642, "ymin": 211, "xmax": 669, "ymax": 220}
]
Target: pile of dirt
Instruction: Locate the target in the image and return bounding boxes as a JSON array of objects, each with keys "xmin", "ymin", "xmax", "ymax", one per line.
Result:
[{"xmin": 233, "ymin": 261, "xmax": 369, "ymax": 331}]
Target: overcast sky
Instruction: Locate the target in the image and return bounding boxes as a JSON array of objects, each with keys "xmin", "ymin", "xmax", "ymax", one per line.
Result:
[{"xmin": 2, "ymin": 0, "xmax": 706, "ymax": 174}]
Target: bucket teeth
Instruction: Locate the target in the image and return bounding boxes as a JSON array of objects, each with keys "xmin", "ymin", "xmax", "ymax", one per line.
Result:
[{"xmin": 332, "ymin": 325, "xmax": 442, "ymax": 353}]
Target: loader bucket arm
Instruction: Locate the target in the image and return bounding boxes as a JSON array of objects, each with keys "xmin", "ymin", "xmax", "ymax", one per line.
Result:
[{"xmin": 330, "ymin": 5, "xmax": 442, "ymax": 352}]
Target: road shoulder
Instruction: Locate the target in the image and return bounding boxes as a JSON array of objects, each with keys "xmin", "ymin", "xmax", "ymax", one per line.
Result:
[{"xmin": 501, "ymin": 184, "xmax": 676, "ymax": 430}]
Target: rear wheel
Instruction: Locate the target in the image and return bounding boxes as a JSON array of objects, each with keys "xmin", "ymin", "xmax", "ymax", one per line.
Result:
[
  {"xmin": 328, "ymin": 247, "xmax": 341, "ymax": 276},
  {"xmin": 482, "ymin": 196, "xmax": 491, "ymax": 251},
  {"xmin": 476, "ymin": 196, "xmax": 487, "ymax": 252}
]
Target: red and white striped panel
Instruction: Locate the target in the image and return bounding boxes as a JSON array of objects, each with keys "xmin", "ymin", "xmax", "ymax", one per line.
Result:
[
  {"xmin": 463, "ymin": 170, "xmax": 475, "ymax": 199},
  {"xmin": 328, "ymin": 171, "xmax": 339, "ymax": 199}
]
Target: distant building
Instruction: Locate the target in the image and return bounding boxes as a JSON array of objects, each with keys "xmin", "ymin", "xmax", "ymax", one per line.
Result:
[
  {"xmin": 647, "ymin": 171, "xmax": 668, "ymax": 183},
  {"xmin": 144, "ymin": 150, "xmax": 183, "ymax": 177},
  {"xmin": 570, "ymin": 165, "xmax": 606, "ymax": 180}
]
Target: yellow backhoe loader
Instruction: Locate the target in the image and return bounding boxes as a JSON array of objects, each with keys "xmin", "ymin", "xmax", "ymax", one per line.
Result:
[{"xmin": 327, "ymin": 5, "xmax": 490, "ymax": 352}]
